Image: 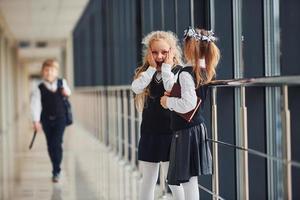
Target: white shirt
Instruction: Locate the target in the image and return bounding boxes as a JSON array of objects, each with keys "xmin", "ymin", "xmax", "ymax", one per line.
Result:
[
  {"xmin": 162, "ymin": 64, "xmax": 198, "ymax": 114},
  {"xmin": 131, "ymin": 66, "xmax": 157, "ymax": 94},
  {"xmin": 30, "ymin": 78, "xmax": 71, "ymax": 122},
  {"xmin": 161, "ymin": 63, "xmax": 180, "ymax": 92},
  {"xmin": 132, "ymin": 63, "xmax": 183, "ymax": 94}
]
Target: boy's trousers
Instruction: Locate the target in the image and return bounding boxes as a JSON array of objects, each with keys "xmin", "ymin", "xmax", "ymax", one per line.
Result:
[{"xmin": 42, "ymin": 115, "xmax": 66, "ymax": 176}]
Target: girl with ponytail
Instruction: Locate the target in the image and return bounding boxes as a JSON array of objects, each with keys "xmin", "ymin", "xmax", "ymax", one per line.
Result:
[{"xmin": 160, "ymin": 27, "xmax": 220, "ymax": 200}]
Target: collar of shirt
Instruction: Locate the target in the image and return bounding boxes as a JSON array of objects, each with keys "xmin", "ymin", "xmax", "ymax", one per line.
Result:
[{"xmin": 42, "ymin": 79, "xmax": 59, "ymax": 91}]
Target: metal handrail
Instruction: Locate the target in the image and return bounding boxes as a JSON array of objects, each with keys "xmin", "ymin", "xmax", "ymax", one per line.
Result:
[
  {"xmin": 73, "ymin": 75, "xmax": 300, "ymax": 92},
  {"xmin": 73, "ymin": 74, "xmax": 299, "ymax": 200},
  {"xmin": 75, "ymin": 75, "xmax": 300, "ymax": 92},
  {"xmin": 206, "ymin": 138, "xmax": 300, "ymax": 168},
  {"xmin": 74, "ymin": 85, "xmax": 131, "ymax": 92},
  {"xmin": 206, "ymin": 75, "xmax": 299, "ymax": 200},
  {"xmin": 198, "ymin": 184, "xmax": 226, "ymax": 200},
  {"xmin": 209, "ymin": 75, "xmax": 300, "ymax": 87}
]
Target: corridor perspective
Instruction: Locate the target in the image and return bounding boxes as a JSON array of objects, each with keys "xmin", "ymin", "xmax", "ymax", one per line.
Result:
[{"xmin": 0, "ymin": 0, "xmax": 300, "ymax": 199}]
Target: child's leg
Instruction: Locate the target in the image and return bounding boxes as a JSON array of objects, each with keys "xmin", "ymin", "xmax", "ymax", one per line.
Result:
[
  {"xmin": 51, "ymin": 119, "xmax": 66, "ymax": 176},
  {"xmin": 161, "ymin": 162, "xmax": 184, "ymax": 200},
  {"xmin": 139, "ymin": 161, "xmax": 160, "ymax": 200},
  {"xmin": 42, "ymin": 121, "xmax": 56, "ymax": 174},
  {"xmin": 182, "ymin": 176, "xmax": 199, "ymax": 200}
]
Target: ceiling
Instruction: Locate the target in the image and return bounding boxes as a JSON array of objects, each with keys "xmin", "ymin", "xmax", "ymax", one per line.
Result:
[{"xmin": 0, "ymin": 0, "xmax": 89, "ymax": 61}]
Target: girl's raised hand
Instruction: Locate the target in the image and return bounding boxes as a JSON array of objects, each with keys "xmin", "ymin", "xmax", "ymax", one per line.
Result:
[
  {"xmin": 164, "ymin": 48, "xmax": 174, "ymax": 65},
  {"xmin": 147, "ymin": 50, "xmax": 157, "ymax": 68}
]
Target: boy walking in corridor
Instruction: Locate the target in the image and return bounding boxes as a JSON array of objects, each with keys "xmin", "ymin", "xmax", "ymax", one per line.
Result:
[{"xmin": 30, "ymin": 59, "xmax": 71, "ymax": 183}]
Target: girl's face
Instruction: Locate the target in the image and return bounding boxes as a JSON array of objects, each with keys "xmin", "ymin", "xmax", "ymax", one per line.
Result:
[
  {"xmin": 42, "ymin": 66, "xmax": 58, "ymax": 83},
  {"xmin": 150, "ymin": 39, "xmax": 170, "ymax": 67}
]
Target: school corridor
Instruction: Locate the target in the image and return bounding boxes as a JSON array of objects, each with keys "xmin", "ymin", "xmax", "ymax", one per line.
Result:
[{"xmin": 0, "ymin": 0, "xmax": 300, "ymax": 200}]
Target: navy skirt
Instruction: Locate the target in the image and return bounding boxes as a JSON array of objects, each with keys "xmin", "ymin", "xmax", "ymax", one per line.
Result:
[
  {"xmin": 138, "ymin": 134, "xmax": 173, "ymax": 162},
  {"xmin": 167, "ymin": 123, "xmax": 213, "ymax": 185}
]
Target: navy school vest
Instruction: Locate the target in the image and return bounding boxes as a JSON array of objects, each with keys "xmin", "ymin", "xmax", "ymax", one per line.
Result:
[
  {"xmin": 39, "ymin": 80, "xmax": 66, "ymax": 119},
  {"xmin": 140, "ymin": 65, "xmax": 182, "ymax": 135}
]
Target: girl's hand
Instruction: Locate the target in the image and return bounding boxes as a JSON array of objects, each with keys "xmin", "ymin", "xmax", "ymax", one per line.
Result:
[
  {"xmin": 160, "ymin": 96, "xmax": 168, "ymax": 109},
  {"xmin": 147, "ymin": 50, "xmax": 157, "ymax": 68},
  {"xmin": 164, "ymin": 48, "xmax": 174, "ymax": 65},
  {"xmin": 33, "ymin": 121, "xmax": 42, "ymax": 132}
]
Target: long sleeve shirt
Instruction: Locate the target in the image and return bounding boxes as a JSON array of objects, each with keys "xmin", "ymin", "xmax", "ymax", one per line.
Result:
[
  {"xmin": 30, "ymin": 78, "xmax": 71, "ymax": 122},
  {"xmin": 162, "ymin": 64, "xmax": 198, "ymax": 114},
  {"xmin": 161, "ymin": 63, "xmax": 180, "ymax": 92},
  {"xmin": 131, "ymin": 66, "xmax": 157, "ymax": 94}
]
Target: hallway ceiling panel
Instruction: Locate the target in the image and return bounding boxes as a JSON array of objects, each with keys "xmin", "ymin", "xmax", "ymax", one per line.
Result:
[
  {"xmin": 0, "ymin": 0, "xmax": 88, "ymax": 61},
  {"xmin": 0, "ymin": 0, "xmax": 89, "ymax": 40}
]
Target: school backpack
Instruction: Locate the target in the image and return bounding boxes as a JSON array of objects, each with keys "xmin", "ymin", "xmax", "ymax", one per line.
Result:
[{"xmin": 57, "ymin": 79, "xmax": 73, "ymax": 126}]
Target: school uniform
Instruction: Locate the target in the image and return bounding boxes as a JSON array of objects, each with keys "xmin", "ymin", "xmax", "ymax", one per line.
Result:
[
  {"xmin": 31, "ymin": 78, "xmax": 71, "ymax": 176},
  {"xmin": 131, "ymin": 64, "xmax": 181, "ymax": 162},
  {"xmin": 164, "ymin": 65, "xmax": 213, "ymax": 186}
]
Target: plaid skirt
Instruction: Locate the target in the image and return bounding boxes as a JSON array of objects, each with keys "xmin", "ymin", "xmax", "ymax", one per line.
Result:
[{"xmin": 167, "ymin": 123, "xmax": 213, "ymax": 185}]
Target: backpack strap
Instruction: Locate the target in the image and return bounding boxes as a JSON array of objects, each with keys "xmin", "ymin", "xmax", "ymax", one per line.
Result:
[
  {"xmin": 57, "ymin": 78, "xmax": 63, "ymax": 89},
  {"xmin": 57, "ymin": 78, "xmax": 67, "ymax": 100}
]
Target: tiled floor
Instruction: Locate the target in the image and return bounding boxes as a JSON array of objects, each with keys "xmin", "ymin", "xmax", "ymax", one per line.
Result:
[
  {"xmin": 11, "ymin": 124, "xmax": 106, "ymax": 200},
  {"xmin": 12, "ymin": 126, "xmax": 77, "ymax": 200},
  {"xmin": 8, "ymin": 124, "xmax": 172, "ymax": 200}
]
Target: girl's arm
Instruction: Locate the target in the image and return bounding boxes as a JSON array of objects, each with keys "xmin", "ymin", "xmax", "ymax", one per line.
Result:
[
  {"xmin": 131, "ymin": 66, "xmax": 156, "ymax": 94},
  {"xmin": 165, "ymin": 72, "xmax": 197, "ymax": 113},
  {"xmin": 161, "ymin": 63, "xmax": 178, "ymax": 92}
]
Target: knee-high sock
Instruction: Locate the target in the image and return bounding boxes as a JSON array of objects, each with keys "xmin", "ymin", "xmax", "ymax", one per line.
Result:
[
  {"xmin": 139, "ymin": 161, "xmax": 160, "ymax": 200},
  {"xmin": 161, "ymin": 162, "xmax": 184, "ymax": 200},
  {"xmin": 182, "ymin": 176, "xmax": 199, "ymax": 200}
]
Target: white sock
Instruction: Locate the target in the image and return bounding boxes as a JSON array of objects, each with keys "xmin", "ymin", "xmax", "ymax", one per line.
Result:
[
  {"xmin": 161, "ymin": 162, "xmax": 184, "ymax": 200},
  {"xmin": 138, "ymin": 161, "xmax": 160, "ymax": 200},
  {"xmin": 182, "ymin": 176, "xmax": 199, "ymax": 200}
]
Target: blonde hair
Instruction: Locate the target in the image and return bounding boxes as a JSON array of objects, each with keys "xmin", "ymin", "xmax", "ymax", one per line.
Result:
[
  {"xmin": 134, "ymin": 31, "xmax": 183, "ymax": 111},
  {"xmin": 183, "ymin": 28, "xmax": 220, "ymax": 88},
  {"xmin": 41, "ymin": 59, "xmax": 59, "ymax": 72}
]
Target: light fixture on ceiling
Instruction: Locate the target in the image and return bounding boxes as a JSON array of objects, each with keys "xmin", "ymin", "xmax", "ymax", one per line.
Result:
[
  {"xmin": 36, "ymin": 41, "xmax": 48, "ymax": 48},
  {"xmin": 18, "ymin": 41, "xmax": 31, "ymax": 48}
]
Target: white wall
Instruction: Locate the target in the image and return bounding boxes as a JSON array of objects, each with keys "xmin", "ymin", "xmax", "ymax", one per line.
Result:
[{"xmin": 0, "ymin": 12, "xmax": 30, "ymax": 200}]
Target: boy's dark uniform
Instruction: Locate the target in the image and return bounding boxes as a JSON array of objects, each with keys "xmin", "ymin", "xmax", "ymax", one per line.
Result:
[{"xmin": 39, "ymin": 79, "xmax": 66, "ymax": 177}]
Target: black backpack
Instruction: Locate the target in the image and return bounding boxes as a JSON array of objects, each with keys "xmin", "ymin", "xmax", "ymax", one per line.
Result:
[{"xmin": 57, "ymin": 79, "xmax": 73, "ymax": 126}]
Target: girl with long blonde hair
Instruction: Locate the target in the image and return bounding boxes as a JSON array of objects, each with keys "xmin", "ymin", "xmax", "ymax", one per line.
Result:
[{"xmin": 131, "ymin": 31, "xmax": 184, "ymax": 200}]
